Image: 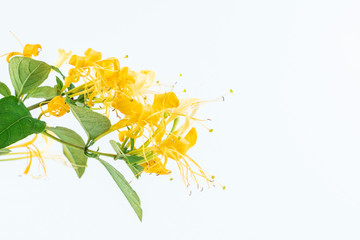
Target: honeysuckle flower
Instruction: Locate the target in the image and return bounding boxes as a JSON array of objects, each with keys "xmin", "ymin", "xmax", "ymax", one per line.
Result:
[
  {"xmin": 110, "ymin": 91, "xmax": 181, "ymax": 141},
  {"xmin": 6, "ymin": 44, "xmax": 42, "ymax": 62},
  {"xmin": 53, "ymin": 49, "xmax": 72, "ymax": 69},
  {"xmin": 22, "ymin": 44, "xmax": 42, "ymax": 58},
  {"xmin": 159, "ymin": 127, "xmax": 197, "ymax": 162},
  {"xmin": 41, "ymin": 96, "xmax": 70, "ymax": 117}
]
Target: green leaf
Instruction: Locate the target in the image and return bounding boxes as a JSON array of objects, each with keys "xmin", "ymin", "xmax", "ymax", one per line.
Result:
[
  {"xmin": 47, "ymin": 126, "xmax": 88, "ymax": 178},
  {"xmin": 109, "ymin": 140, "xmax": 143, "ymax": 178},
  {"xmin": 9, "ymin": 57, "xmax": 51, "ymax": 97},
  {"xmin": 0, "ymin": 148, "xmax": 10, "ymax": 155},
  {"xmin": 51, "ymin": 66, "xmax": 65, "ymax": 79},
  {"xmin": 56, "ymin": 76, "xmax": 63, "ymax": 91},
  {"xmin": 0, "ymin": 96, "xmax": 46, "ymax": 148},
  {"xmin": 69, "ymin": 104, "xmax": 111, "ymax": 140},
  {"xmin": 0, "ymin": 82, "xmax": 11, "ymax": 97},
  {"xmin": 97, "ymin": 158, "xmax": 143, "ymax": 221},
  {"xmin": 28, "ymin": 86, "xmax": 58, "ymax": 99}
]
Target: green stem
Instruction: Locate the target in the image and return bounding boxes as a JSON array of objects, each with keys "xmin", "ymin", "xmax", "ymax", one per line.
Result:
[
  {"xmin": 27, "ymin": 92, "xmax": 67, "ymax": 111},
  {"xmin": 27, "ymin": 98, "xmax": 53, "ymax": 111},
  {"xmin": 42, "ymin": 131, "xmax": 117, "ymax": 158},
  {"xmin": 120, "ymin": 136, "xmax": 130, "ymax": 151}
]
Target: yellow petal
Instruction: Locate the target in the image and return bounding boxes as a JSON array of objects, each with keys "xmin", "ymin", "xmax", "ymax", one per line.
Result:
[
  {"xmin": 22, "ymin": 44, "xmax": 42, "ymax": 57},
  {"xmin": 184, "ymin": 127, "xmax": 197, "ymax": 149},
  {"xmin": 140, "ymin": 158, "xmax": 171, "ymax": 175},
  {"xmin": 112, "ymin": 95, "xmax": 143, "ymax": 117},
  {"xmin": 152, "ymin": 92, "xmax": 180, "ymax": 111},
  {"xmin": 84, "ymin": 48, "xmax": 102, "ymax": 62},
  {"xmin": 69, "ymin": 55, "xmax": 87, "ymax": 68},
  {"xmin": 135, "ymin": 70, "xmax": 155, "ymax": 90}
]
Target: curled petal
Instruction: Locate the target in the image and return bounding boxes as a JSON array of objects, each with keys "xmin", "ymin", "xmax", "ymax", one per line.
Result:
[
  {"xmin": 84, "ymin": 48, "xmax": 102, "ymax": 62},
  {"xmin": 6, "ymin": 52, "xmax": 22, "ymax": 62},
  {"xmin": 22, "ymin": 44, "xmax": 42, "ymax": 57},
  {"xmin": 47, "ymin": 96, "xmax": 70, "ymax": 117}
]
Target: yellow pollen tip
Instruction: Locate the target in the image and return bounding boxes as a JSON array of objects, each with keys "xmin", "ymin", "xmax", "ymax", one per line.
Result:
[
  {"xmin": 124, "ymin": 55, "xmax": 128, "ymax": 58},
  {"xmin": 183, "ymin": 89, "xmax": 186, "ymax": 93},
  {"xmin": 211, "ymin": 175, "xmax": 215, "ymax": 179},
  {"xmin": 230, "ymin": 89, "xmax": 233, "ymax": 93},
  {"xmin": 222, "ymin": 186, "xmax": 226, "ymax": 190},
  {"xmin": 180, "ymin": 73, "xmax": 182, "ymax": 77},
  {"xmin": 170, "ymin": 178, "xmax": 173, "ymax": 181},
  {"xmin": 209, "ymin": 129, "xmax": 213, "ymax": 132}
]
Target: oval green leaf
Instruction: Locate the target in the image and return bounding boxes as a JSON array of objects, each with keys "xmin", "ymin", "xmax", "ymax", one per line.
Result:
[
  {"xmin": 0, "ymin": 82, "xmax": 11, "ymax": 97},
  {"xmin": 69, "ymin": 104, "xmax": 111, "ymax": 141},
  {"xmin": 28, "ymin": 86, "xmax": 58, "ymax": 99},
  {"xmin": 9, "ymin": 56, "xmax": 51, "ymax": 97},
  {"xmin": 0, "ymin": 96, "xmax": 46, "ymax": 148},
  {"xmin": 47, "ymin": 126, "xmax": 88, "ymax": 178}
]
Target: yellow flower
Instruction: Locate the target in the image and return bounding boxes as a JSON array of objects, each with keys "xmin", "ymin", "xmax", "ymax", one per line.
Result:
[
  {"xmin": 159, "ymin": 127, "xmax": 197, "ymax": 161},
  {"xmin": 41, "ymin": 96, "xmax": 70, "ymax": 117},
  {"xmin": 111, "ymin": 91, "xmax": 181, "ymax": 141},
  {"xmin": 6, "ymin": 44, "xmax": 42, "ymax": 62},
  {"xmin": 53, "ymin": 49, "xmax": 72, "ymax": 68}
]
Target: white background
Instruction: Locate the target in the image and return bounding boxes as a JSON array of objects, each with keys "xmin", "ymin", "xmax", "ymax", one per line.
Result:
[{"xmin": 1, "ymin": 0, "xmax": 360, "ymax": 239}]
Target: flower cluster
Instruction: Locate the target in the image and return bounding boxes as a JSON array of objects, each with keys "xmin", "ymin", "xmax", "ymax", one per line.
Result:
[
  {"xmin": 0, "ymin": 43, "xmax": 227, "ymax": 220},
  {"xmin": 3, "ymin": 44, "xmax": 223, "ymax": 188}
]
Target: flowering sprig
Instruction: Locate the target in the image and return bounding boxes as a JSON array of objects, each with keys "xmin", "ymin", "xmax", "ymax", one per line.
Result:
[{"xmin": 0, "ymin": 44, "xmax": 226, "ymax": 221}]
